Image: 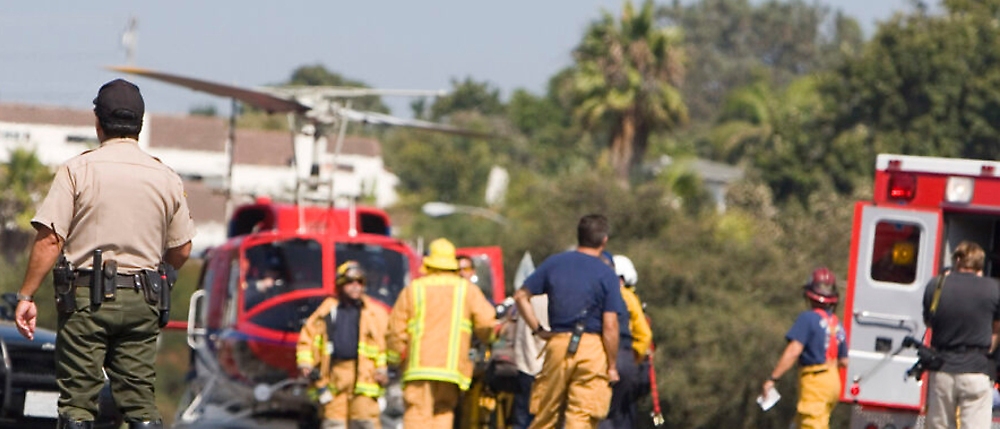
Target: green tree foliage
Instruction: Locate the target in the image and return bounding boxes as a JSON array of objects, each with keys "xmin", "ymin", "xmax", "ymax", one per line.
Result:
[
  {"xmin": 428, "ymin": 77, "xmax": 506, "ymax": 121},
  {"xmin": 619, "ymin": 181, "xmax": 857, "ymax": 429},
  {"xmin": 822, "ymin": 0, "xmax": 1000, "ymax": 161},
  {"xmin": 0, "ymin": 149, "xmax": 54, "ymax": 260},
  {"xmin": 235, "ymin": 63, "xmax": 390, "ymax": 130},
  {"xmin": 505, "ymin": 78, "xmax": 601, "ymax": 176},
  {"xmin": 571, "ymin": 0, "xmax": 688, "ymax": 181},
  {"xmin": 287, "ymin": 64, "xmax": 389, "ymax": 113},
  {"xmin": 707, "ymin": 75, "xmax": 865, "ymax": 203},
  {"xmin": 382, "ymin": 128, "xmax": 496, "ymax": 205},
  {"xmin": 660, "ymin": 0, "xmax": 863, "ymax": 123}
]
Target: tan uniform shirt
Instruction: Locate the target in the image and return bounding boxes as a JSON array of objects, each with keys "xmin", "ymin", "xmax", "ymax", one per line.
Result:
[{"xmin": 32, "ymin": 138, "xmax": 196, "ymax": 273}]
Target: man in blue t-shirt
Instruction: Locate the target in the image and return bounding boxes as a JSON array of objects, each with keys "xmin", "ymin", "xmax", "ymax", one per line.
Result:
[
  {"xmin": 514, "ymin": 214, "xmax": 626, "ymax": 429},
  {"xmin": 762, "ymin": 267, "xmax": 848, "ymax": 429}
]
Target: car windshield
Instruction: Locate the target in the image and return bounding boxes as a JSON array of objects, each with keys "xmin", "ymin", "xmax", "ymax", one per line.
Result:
[
  {"xmin": 335, "ymin": 242, "xmax": 409, "ymax": 306},
  {"xmin": 243, "ymin": 238, "xmax": 323, "ymax": 311}
]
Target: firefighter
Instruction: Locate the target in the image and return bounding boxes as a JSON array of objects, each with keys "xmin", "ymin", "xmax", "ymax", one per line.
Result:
[
  {"xmin": 297, "ymin": 261, "xmax": 390, "ymax": 429},
  {"xmin": 386, "ymin": 238, "xmax": 497, "ymax": 429},
  {"xmin": 598, "ymin": 254, "xmax": 652, "ymax": 429},
  {"xmin": 761, "ymin": 267, "xmax": 848, "ymax": 429},
  {"xmin": 515, "ymin": 214, "xmax": 626, "ymax": 429}
]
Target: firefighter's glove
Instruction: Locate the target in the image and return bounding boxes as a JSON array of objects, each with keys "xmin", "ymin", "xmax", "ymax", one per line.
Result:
[{"xmin": 317, "ymin": 386, "xmax": 333, "ymax": 405}]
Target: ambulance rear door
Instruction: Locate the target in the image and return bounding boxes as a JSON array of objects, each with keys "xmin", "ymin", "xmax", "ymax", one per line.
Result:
[{"xmin": 842, "ymin": 202, "xmax": 941, "ymax": 409}]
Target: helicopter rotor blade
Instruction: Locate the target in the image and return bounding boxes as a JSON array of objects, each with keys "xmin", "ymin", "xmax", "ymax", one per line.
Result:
[
  {"xmin": 107, "ymin": 66, "xmax": 310, "ymax": 114},
  {"xmin": 108, "ymin": 66, "xmax": 492, "ymax": 137},
  {"xmin": 337, "ymin": 108, "xmax": 493, "ymax": 138},
  {"xmin": 265, "ymin": 87, "xmax": 447, "ymax": 99}
]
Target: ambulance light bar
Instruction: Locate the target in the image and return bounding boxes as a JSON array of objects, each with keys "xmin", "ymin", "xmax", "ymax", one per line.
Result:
[
  {"xmin": 888, "ymin": 173, "xmax": 916, "ymax": 201},
  {"xmin": 945, "ymin": 177, "xmax": 973, "ymax": 203}
]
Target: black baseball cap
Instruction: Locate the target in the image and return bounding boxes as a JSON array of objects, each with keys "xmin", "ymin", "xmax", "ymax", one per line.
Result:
[{"xmin": 93, "ymin": 79, "xmax": 144, "ymax": 122}]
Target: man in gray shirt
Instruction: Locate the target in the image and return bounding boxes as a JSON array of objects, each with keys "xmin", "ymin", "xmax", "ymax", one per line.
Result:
[{"xmin": 922, "ymin": 241, "xmax": 1000, "ymax": 429}]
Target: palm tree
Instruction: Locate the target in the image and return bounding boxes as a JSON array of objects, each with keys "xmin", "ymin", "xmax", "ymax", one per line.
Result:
[
  {"xmin": 711, "ymin": 75, "xmax": 843, "ymax": 202},
  {"xmin": 572, "ymin": 0, "xmax": 688, "ymax": 181}
]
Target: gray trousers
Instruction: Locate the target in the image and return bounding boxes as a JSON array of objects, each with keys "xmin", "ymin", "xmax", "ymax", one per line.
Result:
[{"xmin": 925, "ymin": 371, "xmax": 993, "ymax": 429}]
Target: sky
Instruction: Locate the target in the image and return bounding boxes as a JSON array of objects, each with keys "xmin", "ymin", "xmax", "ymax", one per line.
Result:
[{"xmin": 1, "ymin": 0, "xmax": 913, "ymax": 119}]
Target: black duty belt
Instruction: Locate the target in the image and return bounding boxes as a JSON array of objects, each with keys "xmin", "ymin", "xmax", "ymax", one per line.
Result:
[
  {"xmin": 938, "ymin": 345, "xmax": 990, "ymax": 354},
  {"xmin": 73, "ymin": 271, "xmax": 143, "ymax": 289}
]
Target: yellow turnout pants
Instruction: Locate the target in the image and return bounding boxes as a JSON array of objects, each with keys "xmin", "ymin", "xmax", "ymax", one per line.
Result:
[
  {"xmin": 795, "ymin": 363, "xmax": 840, "ymax": 429},
  {"xmin": 403, "ymin": 379, "xmax": 460, "ymax": 429},
  {"xmin": 321, "ymin": 359, "xmax": 381, "ymax": 428},
  {"xmin": 529, "ymin": 333, "xmax": 612, "ymax": 429}
]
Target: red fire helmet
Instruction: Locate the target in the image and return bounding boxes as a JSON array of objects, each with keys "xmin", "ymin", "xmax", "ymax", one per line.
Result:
[{"xmin": 803, "ymin": 267, "xmax": 838, "ymax": 305}]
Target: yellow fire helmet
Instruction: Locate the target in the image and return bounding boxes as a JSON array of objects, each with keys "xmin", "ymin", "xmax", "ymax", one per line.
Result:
[
  {"xmin": 423, "ymin": 238, "xmax": 459, "ymax": 271},
  {"xmin": 336, "ymin": 260, "xmax": 366, "ymax": 286}
]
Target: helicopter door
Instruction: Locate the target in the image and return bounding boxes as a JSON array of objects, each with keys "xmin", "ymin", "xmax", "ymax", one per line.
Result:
[
  {"xmin": 843, "ymin": 203, "xmax": 940, "ymax": 409},
  {"xmin": 457, "ymin": 246, "xmax": 505, "ymax": 305}
]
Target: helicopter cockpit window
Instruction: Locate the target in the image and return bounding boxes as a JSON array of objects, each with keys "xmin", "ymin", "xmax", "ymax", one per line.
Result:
[
  {"xmin": 870, "ymin": 221, "xmax": 921, "ymax": 285},
  {"xmin": 336, "ymin": 243, "xmax": 409, "ymax": 306},
  {"xmin": 244, "ymin": 239, "xmax": 323, "ymax": 310}
]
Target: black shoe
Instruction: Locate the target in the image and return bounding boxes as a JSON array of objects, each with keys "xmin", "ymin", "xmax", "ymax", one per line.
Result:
[{"xmin": 57, "ymin": 418, "xmax": 94, "ymax": 429}]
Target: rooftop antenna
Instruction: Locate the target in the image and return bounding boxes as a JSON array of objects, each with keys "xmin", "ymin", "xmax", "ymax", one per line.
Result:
[{"xmin": 121, "ymin": 16, "xmax": 138, "ymax": 66}]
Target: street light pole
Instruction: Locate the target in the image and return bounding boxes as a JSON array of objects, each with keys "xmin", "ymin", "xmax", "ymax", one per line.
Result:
[{"xmin": 421, "ymin": 201, "xmax": 509, "ymax": 226}]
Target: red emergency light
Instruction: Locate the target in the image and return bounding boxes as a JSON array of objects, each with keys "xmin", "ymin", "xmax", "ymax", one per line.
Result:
[{"xmin": 888, "ymin": 173, "xmax": 916, "ymax": 201}]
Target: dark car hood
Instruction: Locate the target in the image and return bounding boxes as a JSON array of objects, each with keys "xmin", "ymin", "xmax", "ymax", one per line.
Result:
[{"xmin": 0, "ymin": 321, "xmax": 57, "ymax": 350}]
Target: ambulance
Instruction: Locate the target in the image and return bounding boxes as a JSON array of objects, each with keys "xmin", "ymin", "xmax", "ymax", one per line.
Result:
[{"xmin": 843, "ymin": 154, "xmax": 1000, "ymax": 428}]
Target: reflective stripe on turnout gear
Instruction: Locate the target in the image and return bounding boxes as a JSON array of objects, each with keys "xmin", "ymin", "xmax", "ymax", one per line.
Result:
[{"xmin": 404, "ymin": 278, "xmax": 472, "ymax": 390}]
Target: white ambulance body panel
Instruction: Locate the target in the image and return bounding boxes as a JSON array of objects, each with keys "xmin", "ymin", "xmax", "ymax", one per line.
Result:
[{"xmin": 845, "ymin": 205, "xmax": 939, "ymax": 409}]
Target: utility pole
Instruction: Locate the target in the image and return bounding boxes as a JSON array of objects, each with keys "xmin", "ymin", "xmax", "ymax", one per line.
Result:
[{"xmin": 121, "ymin": 16, "xmax": 138, "ymax": 66}]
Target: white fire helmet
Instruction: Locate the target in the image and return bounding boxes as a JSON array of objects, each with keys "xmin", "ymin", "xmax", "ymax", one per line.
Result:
[{"xmin": 612, "ymin": 254, "xmax": 638, "ymax": 287}]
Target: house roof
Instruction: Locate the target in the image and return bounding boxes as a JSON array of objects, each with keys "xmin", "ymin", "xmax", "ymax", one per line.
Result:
[
  {"xmin": 233, "ymin": 128, "xmax": 294, "ymax": 166},
  {"xmin": 183, "ymin": 179, "xmax": 227, "ymax": 224},
  {"xmin": 648, "ymin": 155, "xmax": 744, "ymax": 184},
  {"xmin": 332, "ymin": 136, "xmax": 382, "ymax": 157},
  {"xmin": 0, "ymin": 103, "xmax": 94, "ymax": 127},
  {"xmin": 148, "ymin": 114, "xmax": 227, "ymax": 152}
]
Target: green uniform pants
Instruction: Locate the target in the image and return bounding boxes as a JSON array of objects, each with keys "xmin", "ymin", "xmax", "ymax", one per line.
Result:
[{"xmin": 57, "ymin": 287, "xmax": 161, "ymax": 422}]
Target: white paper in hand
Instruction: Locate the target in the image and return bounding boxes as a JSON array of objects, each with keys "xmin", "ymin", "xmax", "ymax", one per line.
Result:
[{"xmin": 757, "ymin": 386, "xmax": 780, "ymax": 411}]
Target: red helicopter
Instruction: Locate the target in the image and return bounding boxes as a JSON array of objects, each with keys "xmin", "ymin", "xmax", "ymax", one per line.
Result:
[
  {"xmin": 107, "ymin": 67, "xmax": 507, "ymax": 427},
  {"xmin": 176, "ymin": 198, "xmax": 504, "ymax": 427}
]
